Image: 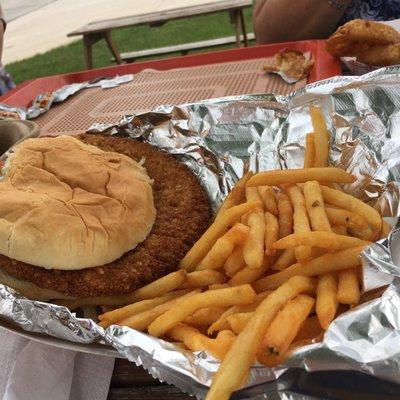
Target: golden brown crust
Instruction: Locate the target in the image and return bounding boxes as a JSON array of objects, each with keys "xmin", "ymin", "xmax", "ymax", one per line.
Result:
[
  {"xmin": 357, "ymin": 43, "xmax": 400, "ymax": 67},
  {"xmin": 263, "ymin": 49, "xmax": 314, "ymax": 80},
  {"xmin": 0, "ymin": 134, "xmax": 211, "ymax": 297},
  {"xmin": 326, "ymin": 19, "xmax": 400, "ymax": 58}
]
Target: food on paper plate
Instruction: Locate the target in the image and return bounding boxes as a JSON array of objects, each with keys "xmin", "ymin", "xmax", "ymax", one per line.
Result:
[
  {"xmin": 100, "ymin": 106, "xmax": 388, "ymax": 399},
  {"xmin": 326, "ymin": 19, "xmax": 400, "ymax": 66},
  {"xmin": 0, "ymin": 134, "xmax": 210, "ymax": 305},
  {"xmin": 263, "ymin": 49, "xmax": 314, "ymax": 81}
]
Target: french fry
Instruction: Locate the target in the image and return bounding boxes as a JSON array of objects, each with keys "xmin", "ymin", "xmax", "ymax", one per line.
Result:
[
  {"xmin": 331, "ymin": 225, "xmax": 348, "ymax": 235},
  {"xmin": 207, "ymin": 330, "xmax": 237, "ymax": 360},
  {"xmin": 224, "ymin": 246, "xmax": 245, "ymax": 277},
  {"xmin": 184, "ymin": 306, "xmax": 227, "ymax": 327},
  {"xmin": 246, "ymin": 167, "xmax": 355, "ymax": 187},
  {"xmin": 253, "ymin": 246, "xmax": 365, "ymax": 291},
  {"xmin": 337, "ymin": 268, "xmax": 360, "ymax": 305},
  {"xmin": 257, "ymin": 294, "xmax": 315, "ymax": 366},
  {"xmin": 229, "ymin": 262, "xmax": 268, "ymax": 286},
  {"xmin": 205, "ymin": 276, "xmax": 316, "ymax": 400},
  {"xmin": 171, "ymin": 342, "xmax": 187, "ymax": 350},
  {"xmin": 216, "ymin": 172, "xmax": 253, "ymax": 218},
  {"xmin": 243, "ymin": 208, "xmax": 265, "ymax": 269},
  {"xmin": 98, "ymin": 289, "xmax": 191, "ymax": 327},
  {"xmin": 272, "ymin": 232, "xmax": 370, "ymax": 251},
  {"xmin": 181, "ymin": 202, "xmax": 259, "ymax": 271},
  {"xmin": 316, "ymin": 273, "xmax": 338, "ymax": 330},
  {"xmin": 245, "ymin": 187, "xmax": 264, "ymax": 208},
  {"xmin": 209, "ymin": 283, "xmax": 231, "ymax": 290},
  {"xmin": 285, "ymin": 184, "xmax": 312, "ymax": 262},
  {"xmin": 321, "ymin": 186, "xmax": 382, "ymax": 233},
  {"xmin": 293, "ymin": 315, "xmax": 323, "ymax": 343},
  {"xmin": 258, "ymin": 186, "xmax": 278, "ymax": 216},
  {"xmin": 180, "ymin": 270, "xmax": 227, "ymax": 289},
  {"xmin": 227, "ymin": 312, "xmax": 253, "ymax": 334},
  {"xmin": 310, "ymin": 106, "xmax": 330, "ymax": 167},
  {"xmin": 303, "ymin": 181, "xmax": 331, "ymax": 231},
  {"xmin": 325, "ymin": 206, "xmax": 373, "ymax": 240},
  {"xmin": 277, "ymin": 193, "xmax": 294, "ymax": 239},
  {"xmin": 126, "ymin": 270, "xmax": 188, "ymax": 302},
  {"xmin": 265, "ymin": 211, "xmax": 279, "ymax": 256},
  {"xmin": 272, "ymin": 248, "xmax": 296, "ymax": 271},
  {"xmin": 167, "ymin": 324, "xmax": 236, "ymax": 360},
  {"xmin": 148, "ymin": 284, "xmax": 257, "ymax": 337},
  {"xmin": 325, "ymin": 206, "xmax": 370, "ymax": 228},
  {"xmin": 207, "ymin": 291, "xmax": 272, "ymax": 334},
  {"xmin": 196, "ymin": 224, "xmax": 249, "ymax": 271},
  {"xmin": 119, "ymin": 290, "xmax": 200, "ymax": 331},
  {"xmin": 303, "ymin": 133, "xmax": 315, "ymax": 168},
  {"xmin": 59, "ymin": 270, "xmax": 188, "ymax": 309}
]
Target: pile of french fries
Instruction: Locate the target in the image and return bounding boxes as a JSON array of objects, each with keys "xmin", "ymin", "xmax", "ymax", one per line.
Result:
[{"xmin": 98, "ymin": 106, "xmax": 389, "ymax": 400}]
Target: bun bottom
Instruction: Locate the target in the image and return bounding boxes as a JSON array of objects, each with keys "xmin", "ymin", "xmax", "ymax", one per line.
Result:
[
  {"xmin": 0, "ymin": 268, "xmax": 75, "ymax": 301},
  {"xmin": 0, "ymin": 269, "xmax": 143, "ymax": 310}
]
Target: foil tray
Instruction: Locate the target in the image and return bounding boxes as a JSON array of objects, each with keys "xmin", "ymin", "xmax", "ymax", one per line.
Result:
[{"xmin": 2, "ymin": 66, "xmax": 400, "ymax": 399}]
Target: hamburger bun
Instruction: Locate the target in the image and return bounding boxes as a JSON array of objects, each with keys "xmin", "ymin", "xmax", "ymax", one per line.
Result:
[{"xmin": 0, "ymin": 135, "xmax": 156, "ymax": 270}]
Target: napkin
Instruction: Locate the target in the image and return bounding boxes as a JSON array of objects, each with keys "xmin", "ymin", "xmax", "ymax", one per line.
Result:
[{"xmin": 0, "ymin": 328, "xmax": 115, "ymax": 400}]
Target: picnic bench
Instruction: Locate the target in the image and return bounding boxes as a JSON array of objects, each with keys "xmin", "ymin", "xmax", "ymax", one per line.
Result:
[{"xmin": 67, "ymin": 0, "xmax": 253, "ymax": 69}]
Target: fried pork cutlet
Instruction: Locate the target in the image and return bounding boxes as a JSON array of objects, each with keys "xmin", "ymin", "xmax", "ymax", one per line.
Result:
[{"xmin": 0, "ymin": 134, "xmax": 211, "ymax": 298}]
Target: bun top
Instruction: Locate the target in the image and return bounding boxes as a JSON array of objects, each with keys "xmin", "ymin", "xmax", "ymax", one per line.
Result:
[{"xmin": 0, "ymin": 135, "xmax": 156, "ymax": 270}]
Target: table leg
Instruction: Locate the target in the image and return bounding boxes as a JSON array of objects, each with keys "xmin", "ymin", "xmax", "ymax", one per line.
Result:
[
  {"xmin": 105, "ymin": 31, "xmax": 123, "ymax": 65},
  {"xmin": 233, "ymin": 9, "xmax": 242, "ymax": 48},
  {"xmin": 239, "ymin": 9, "xmax": 248, "ymax": 47},
  {"xmin": 83, "ymin": 33, "xmax": 105, "ymax": 69},
  {"xmin": 83, "ymin": 35, "xmax": 93, "ymax": 70}
]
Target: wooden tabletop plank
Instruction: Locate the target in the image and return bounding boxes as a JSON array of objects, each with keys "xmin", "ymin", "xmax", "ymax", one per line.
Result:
[
  {"xmin": 110, "ymin": 359, "xmax": 192, "ymax": 399},
  {"xmin": 111, "ymin": 359, "xmax": 162, "ymax": 387},
  {"xmin": 68, "ymin": 0, "xmax": 252, "ymax": 36},
  {"xmin": 108, "ymin": 386, "xmax": 193, "ymax": 400}
]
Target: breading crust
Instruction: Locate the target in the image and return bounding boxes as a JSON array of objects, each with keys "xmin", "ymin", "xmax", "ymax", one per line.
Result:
[{"xmin": 0, "ymin": 134, "xmax": 211, "ymax": 297}]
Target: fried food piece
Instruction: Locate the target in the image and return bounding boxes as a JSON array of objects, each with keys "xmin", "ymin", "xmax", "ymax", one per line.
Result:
[
  {"xmin": 316, "ymin": 273, "xmax": 338, "ymax": 330},
  {"xmin": 258, "ymin": 294, "xmax": 315, "ymax": 366},
  {"xmin": 0, "ymin": 134, "xmax": 211, "ymax": 297},
  {"xmin": 357, "ymin": 43, "xmax": 400, "ymax": 67},
  {"xmin": 264, "ymin": 49, "xmax": 314, "ymax": 80},
  {"xmin": 303, "ymin": 133, "xmax": 315, "ymax": 168},
  {"xmin": 326, "ymin": 19, "xmax": 400, "ymax": 57}
]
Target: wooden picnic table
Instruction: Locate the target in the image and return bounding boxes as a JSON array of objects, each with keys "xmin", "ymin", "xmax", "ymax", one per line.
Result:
[
  {"xmin": 67, "ymin": 0, "xmax": 252, "ymax": 69},
  {"xmin": 109, "ymin": 358, "xmax": 400, "ymax": 399},
  {"xmin": 108, "ymin": 359, "xmax": 193, "ymax": 400}
]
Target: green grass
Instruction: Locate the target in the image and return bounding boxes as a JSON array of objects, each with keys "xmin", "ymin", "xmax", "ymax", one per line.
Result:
[{"xmin": 6, "ymin": 8, "xmax": 254, "ymax": 85}]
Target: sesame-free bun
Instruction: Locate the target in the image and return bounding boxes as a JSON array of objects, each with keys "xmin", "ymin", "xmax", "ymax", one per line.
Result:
[{"xmin": 0, "ymin": 135, "xmax": 156, "ymax": 270}]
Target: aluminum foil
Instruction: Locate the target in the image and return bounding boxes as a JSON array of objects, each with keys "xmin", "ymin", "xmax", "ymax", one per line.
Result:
[
  {"xmin": 0, "ymin": 74, "xmax": 133, "ymax": 120},
  {"xmin": 2, "ymin": 66, "xmax": 400, "ymax": 398}
]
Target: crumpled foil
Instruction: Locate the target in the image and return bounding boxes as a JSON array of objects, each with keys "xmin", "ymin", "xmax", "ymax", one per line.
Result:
[
  {"xmin": 0, "ymin": 74, "xmax": 133, "ymax": 120},
  {"xmin": 2, "ymin": 66, "xmax": 400, "ymax": 398}
]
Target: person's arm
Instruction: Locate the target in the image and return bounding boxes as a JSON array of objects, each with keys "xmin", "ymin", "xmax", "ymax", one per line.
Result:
[{"xmin": 253, "ymin": 0, "xmax": 351, "ymax": 44}]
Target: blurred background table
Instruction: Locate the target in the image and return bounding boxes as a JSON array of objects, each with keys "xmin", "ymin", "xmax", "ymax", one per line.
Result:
[{"xmin": 67, "ymin": 0, "xmax": 254, "ymax": 69}]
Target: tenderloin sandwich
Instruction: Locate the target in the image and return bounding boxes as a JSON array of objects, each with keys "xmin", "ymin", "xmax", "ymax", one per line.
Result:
[{"xmin": 0, "ymin": 134, "xmax": 210, "ymax": 305}]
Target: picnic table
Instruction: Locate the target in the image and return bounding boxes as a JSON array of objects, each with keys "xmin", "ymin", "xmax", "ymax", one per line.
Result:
[
  {"xmin": 109, "ymin": 359, "xmax": 400, "ymax": 399},
  {"xmin": 67, "ymin": 0, "xmax": 253, "ymax": 69}
]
